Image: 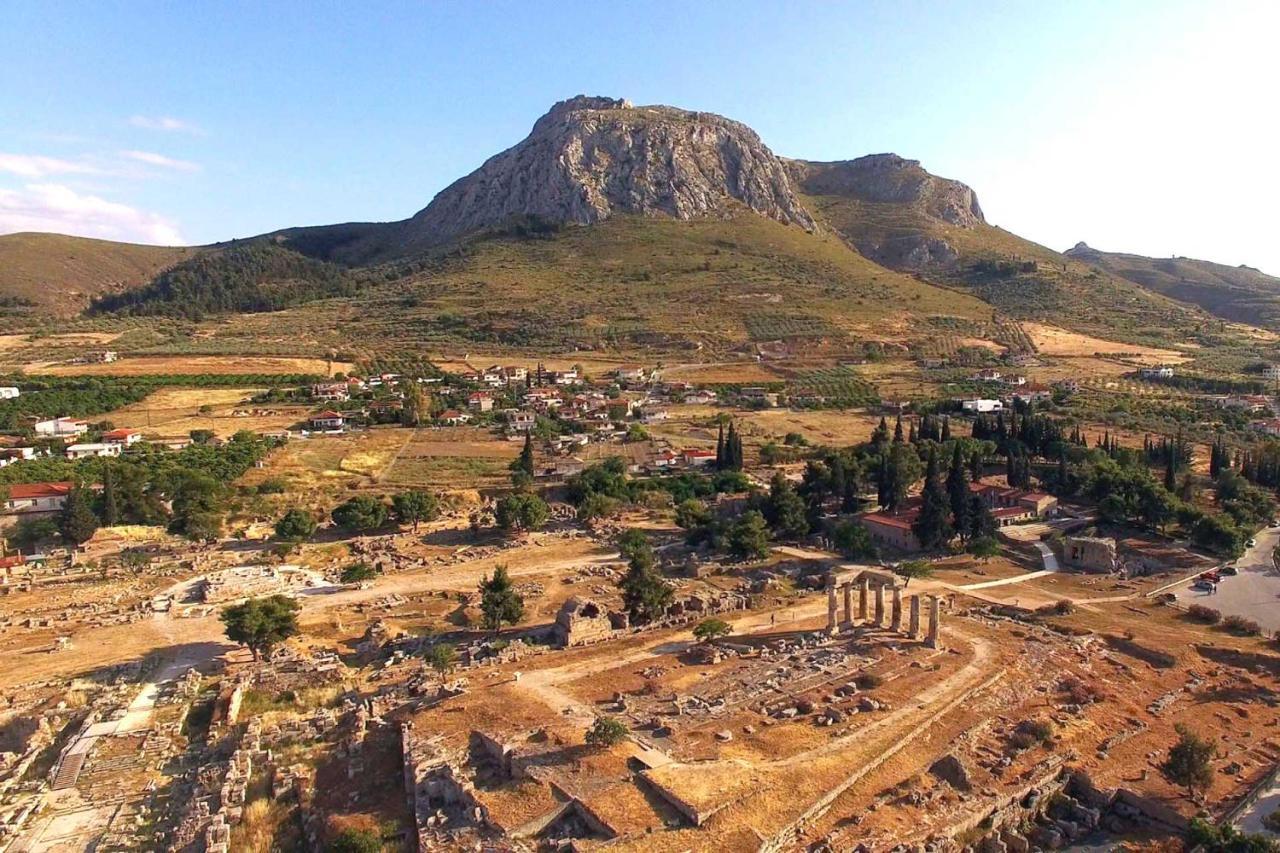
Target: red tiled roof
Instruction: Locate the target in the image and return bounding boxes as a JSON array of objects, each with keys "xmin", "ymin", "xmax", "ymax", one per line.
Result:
[
  {"xmin": 102, "ymin": 428, "xmax": 139, "ymax": 439},
  {"xmin": 8, "ymin": 481, "xmax": 74, "ymax": 500},
  {"xmin": 312, "ymin": 410, "xmax": 343, "ymax": 420}
]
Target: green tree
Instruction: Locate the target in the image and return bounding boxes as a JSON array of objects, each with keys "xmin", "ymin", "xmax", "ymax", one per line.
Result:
[
  {"xmin": 326, "ymin": 827, "xmax": 383, "ymax": 853},
  {"xmin": 894, "ymin": 559, "xmax": 933, "ymax": 587},
  {"xmin": 275, "ymin": 508, "xmax": 317, "ymax": 542},
  {"xmin": 967, "ymin": 536, "xmax": 1001, "ymax": 562},
  {"xmin": 585, "ymin": 716, "xmax": 629, "ymax": 748},
  {"xmin": 765, "ymin": 473, "xmax": 809, "ymax": 539},
  {"xmin": 693, "ymin": 618, "xmax": 732, "ymax": 643},
  {"xmin": 618, "ymin": 530, "xmax": 673, "ymax": 623},
  {"xmin": 512, "ymin": 432, "xmax": 535, "ymax": 480},
  {"xmin": 401, "ymin": 380, "xmax": 427, "ymax": 427},
  {"xmin": 946, "ymin": 443, "xmax": 971, "ymax": 540},
  {"xmin": 169, "ymin": 471, "xmax": 226, "ymax": 539},
  {"xmin": 331, "ymin": 496, "xmax": 389, "ymax": 532},
  {"xmin": 101, "ymin": 463, "xmax": 121, "ymax": 527},
  {"xmin": 220, "ymin": 595, "xmax": 300, "ymax": 660},
  {"xmin": 1160, "ymin": 724, "xmax": 1215, "ymax": 802},
  {"xmin": 727, "ymin": 510, "xmax": 770, "ymax": 560},
  {"xmin": 478, "ymin": 565, "xmax": 524, "ymax": 632},
  {"xmin": 425, "ymin": 642, "xmax": 457, "ymax": 676},
  {"xmin": 189, "ymin": 428, "xmax": 215, "ymax": 445},
  {"xmin": 674, "ymin": 498, "xmax": 712, "ymax": 530},
  {"xmin": 392, "ymin": 490, "xmax": 439, "ymax": 531},
  {"xmin": 340, "ymin": 562, "xmax": 376, "ymax": 584},
  {"xmin": 912, "ymin": 449, "xmax": 953, "ymax": 550},
  {"xmin": 831, "ymin": 519, "xmax": 877, "ymax": 560},
  {"xmin": 58, "ymin": 487, "xmax": 99, "ymax": 545},
  {"xmin": 495, "ymin": 492, "xmax": 549, "ymax": 531}
]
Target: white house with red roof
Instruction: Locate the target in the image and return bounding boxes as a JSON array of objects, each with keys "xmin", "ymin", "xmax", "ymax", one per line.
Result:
[
  {"xmin": 309, "ymin": 410, "xmax": 346, "ymax": 432},
  {"xmin": 4, "ymin": 481, "xmax": 74, "ymax": 515},
  {"xmin": 102, "ymin": 428, "xmax": 143, "ymax": 446}
]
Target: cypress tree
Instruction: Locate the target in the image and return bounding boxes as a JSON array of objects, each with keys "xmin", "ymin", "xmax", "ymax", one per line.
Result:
[
  {"xmin": 893, "ymin": 415, "xmax": 904, "ymax": 444},
  {"xmin": 940, "ymin": 416, "xmax": 951, "ymax": 442},
  {"xmin": 912, "ymin": 449, "xmax": 953, "ymax": 549},
  {"xmin": 101, "ymin": 464, "xmax": 120, "ymax": 528},
  {"xmin": 715, "ymin": 422, "xmax": 725, "ymax": 470},
  {"xmin": 947, "ymin": 443, "xmax": 971, "ymax": 540}
]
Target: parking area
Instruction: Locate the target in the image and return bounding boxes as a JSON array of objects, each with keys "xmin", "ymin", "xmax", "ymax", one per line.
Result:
[{"xmin": 1175, "ymin": 525, "xmax": 1280, "ymax": 633}]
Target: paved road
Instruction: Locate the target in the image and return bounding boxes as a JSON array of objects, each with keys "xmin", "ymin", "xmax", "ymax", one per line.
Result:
[{"xmin": 1175, "ymin": 524, "xmax": 1280, "ymax": 633}]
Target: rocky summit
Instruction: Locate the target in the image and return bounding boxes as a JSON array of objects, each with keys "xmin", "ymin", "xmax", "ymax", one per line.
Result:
[{"xmin": 393, "ymin": 95, "xmax": 816, "ymax": 253}]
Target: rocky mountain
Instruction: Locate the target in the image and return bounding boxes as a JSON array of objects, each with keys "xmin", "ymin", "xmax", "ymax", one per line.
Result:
[
  {"xmin": 284, "ymin": 96, "xmax": 819, "ymax": 264},
  {"xmin": 787, "ymin": 154, "xmax": 984, "ymax": 271},
  {"xmin": 1065, "ymin": 242, "xmax": 1280, "ymax": 329}
]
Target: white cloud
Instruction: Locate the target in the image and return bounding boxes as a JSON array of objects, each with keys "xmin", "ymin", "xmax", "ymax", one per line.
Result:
[
  {"xmin": 0, "ymin": 183, "xmax": 184, "ymax": 245},
  {"xmin": 0, "ymin": 153, "xmax": 100, "ymax": 178},
  {"xmin": 119, "ymin": 149, "xmax": 201, "ymax": 172},
  {"xmin": 128, "ymin": 115, "xmax": 203, "ymax": 135}
]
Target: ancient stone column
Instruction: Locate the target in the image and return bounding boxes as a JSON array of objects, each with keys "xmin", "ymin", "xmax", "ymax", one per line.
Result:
[
  {"xmin": 874, "ymin": 583, "xmax": 885, "ymax": 627},
  {"xmin": 909, "ymin": 595, "xmax": 921, "ymax": 639},
  {"xmin": 842, "ymin": 582, "xmax": 853, "ymax": 628},
  {"xmin": 858, "ymin": 578, "xmax": 869, "ymax": 622},
  {"xmin": 890, "ymin": 586, "xmax": 903, "ymax": 632},
  {"xmin": 926, "ymin": 595, "xmax": 942, "ymax": 649},
  {"xmin": 826, "ymin": 581, "xmax": 838, "ymax": 635}
]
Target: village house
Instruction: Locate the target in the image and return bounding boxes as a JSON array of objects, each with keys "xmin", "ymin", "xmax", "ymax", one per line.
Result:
[
  {"xmin": 482, "ymin": 365, "xmax": 527, "ymax": 387},
  {"xmin": 437, "ymin": 409, "xmax": 471, "ymax": 426},
  {"xmin": 65, "ymin": 442, "xmax": 123, "ymax": 460},
  {"xmin": 650, "ymin": 449, "xmax": 680, "ymax": 470},
  {"xmin": 1008, "ymin": 384, "xmax": 1052, "ymax": 405},
  {"xmin": 523, "ymin": 388, "xmax": 562, "ymax": 412},
  {"xmin": 309, "ymin": 410, "xmax": 346, "ymax": 432},
  {"xmin": 34, "ymin": 417, "xmax": 89, "ymax": 438},
  {"xmin": 84, "ymin": 350, "xmax": 118, "ymax": 363},
  {"xmin": 1217, "ymin": 394, "xmax": 1272, "ymax": 413},
  {"xmin": 681, "ymin": 449, "xmax": 717, "ymax": 467},
  {"xmin": 972, "ymin": 368, "xmax": 1003, "ymax": 382},
  {"xmin": 969, "ymin": 481, "xmax": 1059, "ymax": 519},
  {"xmin": 0, "ymin": 387, "xmax": 19, "ymax": 400},
  {"xmin": 4, "ymin": 481, "xmax": 74, "ymax": 515},
  {"xmin": 102, "ymin": 428, "xmax": 143, "ymax": 446},
  {"xmin": 740, "ymin": 387, "xmax": 780, "ymax": 407},
  {"xmin": 551, "ymin": 369, "xmax": 580, "ymax": 386},
  {"xmin": 961, "ymin": 398, "xmax": 1003, "ymax": 414},
  {"xmin": 467, "ymin": 392, "xmax": 494, "ymax": 412},
  {"xmin": 860, "ymin": 503, "xmax": 923, "ymax": 551},
  {"xmin": 639, "ymin": 405, "xmax": 669, "ymax": 423},
  {"xmin": 1252, "ymin": 419, "xmax": 1280, "ymax": 437},
  {"xmin": 311, "ymin": 381, "xmax": 351, "ymax": 402},
  {"xmin": 0, "ymin": 447, "xmax": 38, "ymax": 468},
  {"xmin": 614, "ymin": 366, "xmax": 647, "ymax": 384},
  {"xmin": 1001, "ymin": 374, "xmax": 1028, "ymax": 386},
  {"xmin": 1265, "ymin": 365, "xmax": 1280, "ymax": 382},
  {"xmin": 1139, "ymin": 365, "xmax": 1175, "ymax": 380},
  {"xmin": 685, "ymin": 389, "xmax": 718, "ymax": 405},
  {"xmin": 507, "ymin": 411, "xmax": 537, "ymax": 432}
]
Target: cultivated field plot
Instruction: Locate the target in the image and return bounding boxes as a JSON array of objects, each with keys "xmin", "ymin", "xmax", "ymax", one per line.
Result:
[
  {"xmin": 243, "ymin": 430, "xmax": 414, "ymax": 507},
  {"xmin": 1022, "ymin": 322, "xmax": 1190, "ymax": 364},
  {"xmin": 736, "ymin": 408, "xmax": 890, "ymax": 447},
  {"xmin": 103, "ymin": 387, "xmax": 309, "ymax": 438},
  {"xmin": 661, "ymin": 360, "xmax": 786, "ymax": 384},
  {"xmin": 380, "ymin": 427, "xmax": 520, "ymax": 490},
  {"xmin": 27, "ymin": 354, "xmax": 349, "ymax": 376}
]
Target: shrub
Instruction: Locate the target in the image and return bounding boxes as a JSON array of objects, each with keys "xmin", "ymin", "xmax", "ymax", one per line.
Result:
[
  {"xmin": 1222, "ymin": 614, "xmax": 1262, "ymax": 636},
  {"xmin": 1009, "ymin": 718, "xmax": 1054, "ymax": 751},
  {"xmin": 585, "ymin": 716, "xmax": 628, "ymax": 748},
  {"xmin": 340, "ymin": 562, "xmax": 376, "ymax": 584},
  {"xmin": 855, "ymin": 673, "xmax": 883, "ymax": 690},
  {"xmin": 693, "ymin": 618, "xmax": 732, "ymax": 643},
  {"xmin": 1187, "ymin": 604, "xmax": 1222, "ymax": 624}
]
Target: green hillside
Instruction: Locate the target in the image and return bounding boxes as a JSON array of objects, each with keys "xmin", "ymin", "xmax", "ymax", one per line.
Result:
[
  {"xmin": 1065, "ymin": 243, "xmax": 1280, "ymax": 330},
  {"xmin": 0, "ymin": 232, "xmax": 193, "ymax": 317}
]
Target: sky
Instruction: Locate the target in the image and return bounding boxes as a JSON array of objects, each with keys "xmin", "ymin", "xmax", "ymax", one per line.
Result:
[{"xmin": 2, "ymin": 0, "xmax": 1277, "ymax": 272}]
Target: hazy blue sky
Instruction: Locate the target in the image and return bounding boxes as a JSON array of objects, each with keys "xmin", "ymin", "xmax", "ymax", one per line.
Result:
[{"xmin": 2, "ymin": 1, "xmax": 1276, "ymax": 271}]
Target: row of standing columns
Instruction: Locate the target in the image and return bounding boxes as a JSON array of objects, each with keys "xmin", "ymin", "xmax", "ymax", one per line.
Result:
[{"xmin": 826, "ymin": 576, "xmax": 941, "ymax": 648}]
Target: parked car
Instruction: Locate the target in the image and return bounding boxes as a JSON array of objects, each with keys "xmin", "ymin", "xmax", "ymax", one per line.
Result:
[
  {"xmin": 1220, "ymin": 566, "xmax": 1238, "ymax": 576},
  {"xmin": 1192, "ymin": 579, "xmax": 1217, "ymax": 592}
]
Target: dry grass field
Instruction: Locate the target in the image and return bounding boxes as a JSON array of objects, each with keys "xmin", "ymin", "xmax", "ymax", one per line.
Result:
[
  {"xmin": 103, "ymin": 387, "xmax": 310, "ymax": 438},
  {"xmin": 27, "ymin": 354, "xmax": 349, "ymax": 376},
  {"xmin": 1022, "ymin": 322, "xmax": 1190, "ymax": 364}
]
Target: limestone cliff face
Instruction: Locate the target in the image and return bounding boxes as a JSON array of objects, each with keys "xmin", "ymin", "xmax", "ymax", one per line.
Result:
[
  {"xmin": 396, "ymin": 95, "xmax": 815, "ymax": 251},
  {"xmin": 788, "ymin": 153, "xmax": 984, "ymax": 228}
]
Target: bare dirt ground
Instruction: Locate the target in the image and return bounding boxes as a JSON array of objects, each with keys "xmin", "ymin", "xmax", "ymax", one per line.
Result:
[
  {"xmin": 102, "ymin": 387, "xmax": 310, "ymax": 438},
  {"xmin": 27, "ymin": 355, "xmax": 350, "ymax": 376},
  {"xmin": 1023, "ymin": 323, "xmax": 1190, "ymax": 364}
]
